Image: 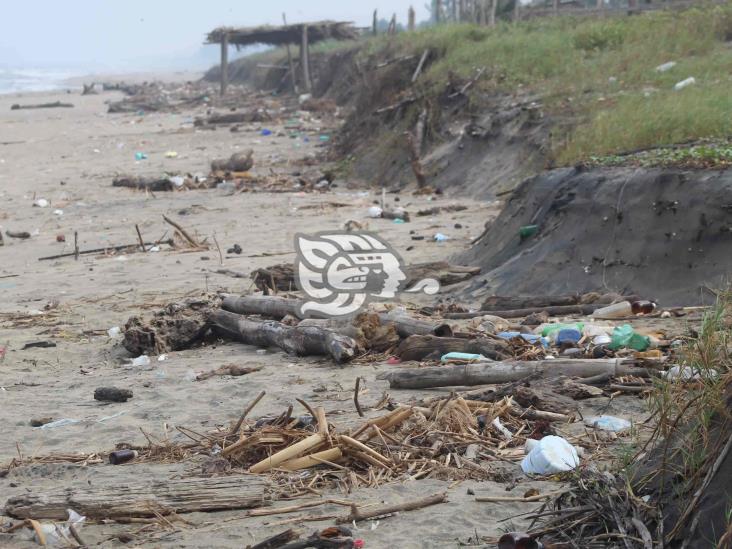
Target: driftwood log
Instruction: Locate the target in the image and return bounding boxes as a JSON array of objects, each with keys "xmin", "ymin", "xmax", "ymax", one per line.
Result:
[
  {"xmin": 404, "ymin": 261, "xmax": 480, "ymax": 287},
  {"xmin": 445, "ymin": 304, "xmax": 603, "ymax": 319},
  {"xmin": 4, "ymin": 476, "xmax": 272, "ymax": 520},
  {"xmin": 382, "ymin": 359, "xmax": 650, "ymax": 389},
  {"xmin": 11, "ymin": 101, "xmax": 73, "ymax": 110},
  {"xmin": 395, "ymin": 334, "xmax": 508, "ymax": 361},
  {"xmin": 222, "ymin": 295, "xmax": 453, "ymax": 338},
  {"xmin": 209, "ymin": 309, "xmax": 357, "ymax": 364},
  {"xmin": 222, "ymin": 294, "xmax": 305, "ymax": 319},
  {"xmin": 211, "ymin": 150, "xmax": 254, "ymax": 172},
  {"xmin": 112, "ymin": 176, "xmax": 176, "ymax": 192}
]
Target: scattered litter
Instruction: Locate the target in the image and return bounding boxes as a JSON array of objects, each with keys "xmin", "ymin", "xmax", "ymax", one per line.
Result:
[
  {"xmin": 134, "ymin": 152, "xmax": 148, "ymax": 161},
  {"xmin": 109, "ymin": 449, "xmax": 138, "ymax": 465},
  {"xmin": 169, "ymin": 175, "xmax": 185, "ymax": 187},
  {"xmin": 522, "ymin": 436, "xmax": 580, "ymax": 475},
  {"xmin": 130, "ymin": 355, "xmax": 151, "ymax": 367},
  {"xmin": 584, "ymin": 415, "xmax": 632, "ymax": 432},
  {"xmin": 656, "ymin": 61, "xmax": 677, "ymax": 72},
  {"xmin": 441, "ymin": 352, "xmax": 489, "ymax": 362},
  {"xmin": 608, "ymin": 324, "xmax": 650, "ymax": 352},
  {"xmin": 261, "ymin": 128, "xmax": 273, "ymax": 136},
  {"xmin": 53, "ymin": 209, "xmax": 63, "ymax": 216},
  {"xmin": 592, "ymin": 301, "xmax": 632, "ymax": 319},
  {"xmin": 674, "ymin": 77, "xmax": 696, "ymax": 90},
  {"xmin": 157, "ymin": 354, "xmax": 168, "ymax": 362},
  {"xmin": 33, "ymin": 198, "xmax": 50, "ymax": 208},
  {"xmin": 367, "ymin": 206, "xmax": 383, "ymax": 218},
  {"xmin": 433, "ymin": 233, "xmax": 449, "ymax": 242},
  {"xmin": 165, "ymin": 151, "xmax": 179, "ymax": 158}
]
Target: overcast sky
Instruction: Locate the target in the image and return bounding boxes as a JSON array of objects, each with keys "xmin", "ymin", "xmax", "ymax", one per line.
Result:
[{"xmin": 0, "ymin": 1, "xmax": 430, "ymax": 71}]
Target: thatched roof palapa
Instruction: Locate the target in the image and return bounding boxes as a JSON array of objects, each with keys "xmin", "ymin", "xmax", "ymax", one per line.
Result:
[{"xmin": 206, "ymin": 21, "xmax": 358, "ymax": 48}]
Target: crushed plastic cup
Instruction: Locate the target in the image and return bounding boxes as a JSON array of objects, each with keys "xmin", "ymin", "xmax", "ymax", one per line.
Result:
[
  {"xmin": 521, "ymin": 436, "xmax": 579, "ymax": 475},
  {"xmin": 107, "ymin": 326, "xmax": 121, "ymax": 338},
  {"xmin": 434, "ymin": 233, "xmax": 449, "ymax": 242},
  {"xmin": 130, "ymin": 355, "xmax": 151, "ymax": 367},
  {"xmin": 585, "ymin": 416, "xmax": 632, "ymax": 432},
  {"xmin": 53, "ymin": 209, "xmax": 64, "ymax": 216},
  {"xmin": 157, "ymin": 354, "xmax": 168, "ymax": 362},
  {"xmin": 593, "ymin": 334, "xmax": 612, "ymax": 345},
  {"xmin": 367, "ymin": 206, "xmax": 383, "ymax": 218},
  {"xmin": 33, "ymin": 198, "xmax": 50, "ymax": 208}
]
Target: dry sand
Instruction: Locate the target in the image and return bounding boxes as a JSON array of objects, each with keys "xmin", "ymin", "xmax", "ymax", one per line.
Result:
[{"xmin": 0, "ymin": 87, "xmax": 654, "ymax": 548}]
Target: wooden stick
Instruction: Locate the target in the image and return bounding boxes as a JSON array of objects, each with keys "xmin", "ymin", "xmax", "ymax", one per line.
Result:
[
  {"xmin": 476, "ymin": 490, "xmax": 566, "ymax": 503},
  {"xmin": 74, "ymin": 231, "xmax": 79, "ymax": 261},
  {"xmin": 315, "ymin": 407, "xmax": 328, "ymax": 436},
  {"xmin": 336, "ymin": 493, "xmax": 447, "ymax": 523},
  {"xmin": 162, "ymin": 215, "xmax": 200, "ymax": 248},
  {"xmin": 279, "ymin": 448, "xmax": 343, "ymax": 471},
  {"xmin": 249, "ymin": 434, "xmax": 325, "ymax": 474},
  {"xmin": 412, "ymin": 49, "xmax": 429, "ymax": 83},
  {"xmin": 135, "ymin": 224, "xmax": 146, "ymax": 252},
  {"xmin": 229, "ymin": 390, "xmax": 266, "ymax": 437},
  {"xmin": 354, "ymin": 377, "xmax": 364, "ymax": 418},
  {"xmin": 38, "ymin": 240, "xmax": 171, "ymax": 261},
  {"xmin": 339, "ymin": 436, "xmax": 392, "ymax": 467}
]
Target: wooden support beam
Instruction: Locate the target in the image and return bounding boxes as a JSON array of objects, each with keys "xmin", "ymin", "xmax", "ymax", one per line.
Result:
[
  {"xmin": 220, "ymin": 32, "xmax": 229, "ymax": 96},
  {"xmin": 301, "ymin": 24, "xmax": 312, "ymax": 93},
  {"xmin": 282, "ymin": 13, "xmax": 299, "ymax": 94}
]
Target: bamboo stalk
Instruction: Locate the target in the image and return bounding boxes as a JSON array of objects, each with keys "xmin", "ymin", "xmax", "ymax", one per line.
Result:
[
  {"xmin": 279, "ymin": 448, "xmax": 343, "ymax": 471},
  {"xmin": 339, "ymin": 435, "xmax": 392, "ymax": 467},
  {"xmin": 249, "ymin": 434, "xmax": 325, "ymax": 474}
]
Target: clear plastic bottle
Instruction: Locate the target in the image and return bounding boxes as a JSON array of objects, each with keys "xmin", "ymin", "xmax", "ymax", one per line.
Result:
[{"xmin": 592, "ymin": 301, "xmax": 632, "ymax": 319}]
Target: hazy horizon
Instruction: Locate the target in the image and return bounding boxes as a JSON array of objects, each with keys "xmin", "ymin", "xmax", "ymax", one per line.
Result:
[{"xmin": 0, "ymin": 1, "xmax": 429, "ymax": 73}]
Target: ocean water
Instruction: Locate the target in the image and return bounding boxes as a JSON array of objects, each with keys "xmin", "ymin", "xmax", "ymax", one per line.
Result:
[{"xmin": 0, "ymin": 68, "xmax": 78, "ymax": 94}]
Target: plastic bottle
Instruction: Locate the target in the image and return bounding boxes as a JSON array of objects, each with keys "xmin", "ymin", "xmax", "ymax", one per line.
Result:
[
  {"xmin": 540, "ymin": 323, "xmax": 584, "ymax": 338},
  {"xmin": 555, "ymin": 328, "xmax": 582, "ymax": 346},
  {"xmin": 521, "ymin": 436, "xmax": 579, "ymax": 475},
  {"xmin": 608, "ymin": 325, "xmax": 650, "ymax": 352},
  {"xmin": 632, "ymin": 300, "xmax": 656, "ymax": 315},
  {"xmin": 592, "ymin": 301, "xmax": 632, "ymax": 319}
]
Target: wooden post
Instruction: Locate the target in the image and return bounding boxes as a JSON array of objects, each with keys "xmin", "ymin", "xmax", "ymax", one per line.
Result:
[
  {"xmin": 490, "ymin": 0, "xmax": 498, "ymax": 25},
  {"xmin": 220, "ymin": 32, "xmax": 229, "ymax": 96},
  {"xmin": 282, "ymin": 14, "xmax": 299, "ymax": 94},
  {"xmin": 301, "ymin": 25, "xmax": 312, "ymax": 93},
  {"xmin": 373, "ymin": 9, "xmax": 378, "ymax": 35},
  {"xmin": 408, "ymin": 6, "xmax": 416, "ymax": 30}
]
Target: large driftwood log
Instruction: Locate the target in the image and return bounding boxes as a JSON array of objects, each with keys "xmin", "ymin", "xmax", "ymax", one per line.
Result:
[
  {"xmin": 4, "ymin": 476, "xmax": 272, "ymax": 520},
  {"xmin": 381, "ymin": 359, "xmax": 649, "ymax": 389},
  {"xmin": 209, "ymin": 309, "xmax": 357, "ymax": 364},
  {"xmin": 222, "ymin": 295, "xmax": 305, "ymax": 320},
  {"xmin": 378, "ymin": 312, "xmax": 452, "ymax": 338},
  {"xmin": 112, "ymin": 176, "xmax": 175, "ymax": 192},
  {"xmin": 395, "ymin": 335, "xmax": 508, "ymax": 361}
]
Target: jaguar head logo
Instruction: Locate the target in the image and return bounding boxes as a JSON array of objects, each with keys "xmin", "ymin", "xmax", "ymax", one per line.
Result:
[{"xmin": 295, "ymin": 232, "xmax": 439, "ymax": 318}]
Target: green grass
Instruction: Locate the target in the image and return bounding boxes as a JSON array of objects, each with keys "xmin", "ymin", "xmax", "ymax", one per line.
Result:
[{"xmin": 357, "ymin": 4, "xmax": 732, "ymax": 164}]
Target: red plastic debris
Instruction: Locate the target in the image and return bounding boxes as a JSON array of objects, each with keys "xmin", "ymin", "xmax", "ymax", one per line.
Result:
[
  {"xmin": 354, "ymin": 540, "xmax": 365, "ymax": 549},
  {"xmin": 386, "ymin": 356, "xmax": 401, "ymax": 365}
]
